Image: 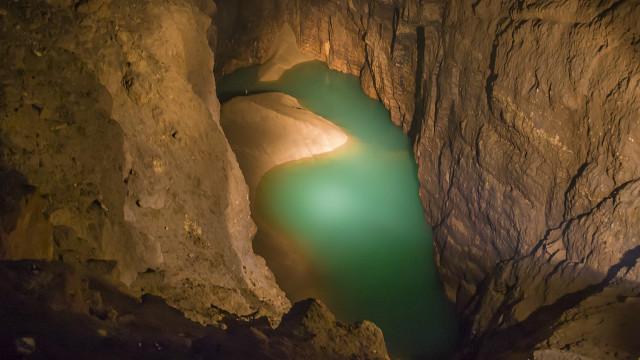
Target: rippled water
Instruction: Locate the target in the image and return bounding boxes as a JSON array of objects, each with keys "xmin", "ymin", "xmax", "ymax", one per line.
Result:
[{"xmin": 218, "ymin": 61, "xmax": 458, "ymax": 358}]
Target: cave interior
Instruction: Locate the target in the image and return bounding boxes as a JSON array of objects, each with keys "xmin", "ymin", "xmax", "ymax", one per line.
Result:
[{"xmin": 0, "ymin": 0, "xmax": 639, "ymax": 359}]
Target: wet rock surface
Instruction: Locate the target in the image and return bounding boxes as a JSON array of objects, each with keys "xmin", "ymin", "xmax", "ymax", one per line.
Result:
[
  {"xmin": 216, "ymin": 0, "xmax": 640, "ymax": 358},
  {"xmin": 220, "ymin": 92, "xmax": 348, "ymax": 191}
]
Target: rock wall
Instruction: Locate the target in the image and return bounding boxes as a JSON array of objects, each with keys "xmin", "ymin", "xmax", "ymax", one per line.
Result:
[
  {"xmin": 215, "ymin": 0, "xmax": 640, "ymax": 358},
  {"xmin": 419, "ymin": 2, "xmax": 640, "ymax": 359},
  {"xmin": 1, "ymin": 0, "xmax": 638, "ymax": 358},
  {"xmin": 0, "ymin": 0, "xmax": 289, "ymax": 325}
]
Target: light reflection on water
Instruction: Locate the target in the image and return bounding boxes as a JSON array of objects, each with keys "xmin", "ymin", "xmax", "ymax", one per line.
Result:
[{"xmin": 219, "ymin": 61, "xmax": 458, "ymax": 358}]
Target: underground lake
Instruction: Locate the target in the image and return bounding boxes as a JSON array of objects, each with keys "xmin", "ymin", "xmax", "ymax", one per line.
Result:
[{"xmin": 218, "ymin": 61, "xmax": 458, "ymax": 358}]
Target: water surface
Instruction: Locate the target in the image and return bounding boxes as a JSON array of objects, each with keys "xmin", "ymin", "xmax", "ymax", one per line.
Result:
[{"xmin": 218, "ymin": 61, "xmax": 458, "ymax": 358}]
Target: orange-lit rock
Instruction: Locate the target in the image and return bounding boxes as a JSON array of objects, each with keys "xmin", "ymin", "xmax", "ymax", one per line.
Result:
[{"xmin": 221, "ymin": 92, "xmax": 349, "ymax": 191}]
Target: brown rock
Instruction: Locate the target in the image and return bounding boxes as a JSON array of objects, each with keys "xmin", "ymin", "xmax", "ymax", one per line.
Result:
[
  {"xmin": 274, "ymin": 299, "xmax": 389, "ymax": 360},
  {"xmin": 0, "ymin": 0, "xmax": 288, "ymax": 325},
  {"xmin": 2, "ymin": 0, "xmax": 639, "ymax": 358}
]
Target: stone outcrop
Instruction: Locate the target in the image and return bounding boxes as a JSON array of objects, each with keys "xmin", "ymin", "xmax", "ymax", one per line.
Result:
[
  {"xmin": 418, "ymin": 3, "xmax": 640, "ymax": 359},
  {"xmin": 0, "ymin": 0, "xmax": 290, "ymax": 325},
  {"xmin": 215, "ymin": 0, "xmax": 640, "ymax": 358},
  {"xmin": 221, "ymin": 92, "xmax": 348, "ymax": 190}
]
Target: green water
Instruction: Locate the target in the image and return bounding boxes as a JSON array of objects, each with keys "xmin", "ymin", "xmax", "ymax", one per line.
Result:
[{"xmin": 218, "ymin": 61, "xmax": 458, "ymax": 358}]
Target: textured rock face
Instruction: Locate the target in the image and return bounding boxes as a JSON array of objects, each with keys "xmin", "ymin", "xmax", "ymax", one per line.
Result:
[
  {"xmin": 215, "ymin": 0, "xmax": 640, "ymax": 358},
  {"xmin": 417, "ymin": 3, "xmax": 640, "ymax": 359},
  {"xmin": 0, "ymin": 0, "xmax": 288, "ymax": 324},
  {"xmin": 275, "ymin": 299, "xmax": 389, "ymax": 360}
]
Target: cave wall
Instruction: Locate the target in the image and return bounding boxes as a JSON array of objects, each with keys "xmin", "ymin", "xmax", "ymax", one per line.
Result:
[
  {"xmin": 215, "ymin": 0, "xmax": 640, "ymax": 358},
  {"xmin": 419, "ymin": 2, "xmax": 640, "ymax": 358},
  {"xmin": 0, "ymin": 0, "xmax": 638, "ymax": 358},
  {"xmin": 0, "ymin": 0, "xmax": 289, "ymax": 324}
]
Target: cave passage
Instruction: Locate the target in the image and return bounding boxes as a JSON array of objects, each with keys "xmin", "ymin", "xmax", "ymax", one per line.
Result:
[{"xmin": 218, "ymin": 61, "xmax": 458, "ymax": 358}]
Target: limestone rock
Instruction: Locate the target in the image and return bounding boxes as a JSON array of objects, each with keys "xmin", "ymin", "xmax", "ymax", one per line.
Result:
[
  {"xmin": 274, "ymin": 299, "xmax": 389, "ymax": 360},
  {"xmin": 221, "ymin": 92, "xmax": 348, "ymax": 191},
  {"xmin": 0, "ymin": 0, "xmax": 288, "ymax": 325},
  {"xmin": 258, "ymin": 25, "xmax": 314, "ymax": 82}
]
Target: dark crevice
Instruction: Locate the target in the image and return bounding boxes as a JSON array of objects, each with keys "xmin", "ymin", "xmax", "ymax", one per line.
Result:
[
  {"xmin": 474, "ymin": 123, "xmax": 485, "ymax": 166},
  {"xmin": 592, "ymin": 0, "xmax": 629, "ymax": 22},
  {"xmin": 355, "ymin": 1, "xmax": 384, "ymax": 102},
  {"xmin": 390, "ymin": 6, "xmax": 400, "ymax": 57},
  {"xmin": 472, "ymin": 0, "xmax": 482, "ymax": 14},
  {"xmin": 528, "ymin": 177, "xmax": 640, "ymax": 260},
  {"xmin": 565, "ymin": 177, "xmax": 640, "ymax": 228},
  {"xmin": 473, "ymin": 245, "xmax": 640, "ymax": 358},
  {"xmin": 408, "ymin": 26, "xmax": 426, "ymax": 144},
  {"xmin": 456, "ymin": 257, "xmax": 518, "ymax": 342},
  {"xmin": 485, "ymin": 18, "xmax": 512, "ymax": 113},
  {"xmin": 327, "ymin": 16, "xmax": 334, "ymax": 60},
  {"xmin": 562, "ymin": 160, "xmax": 590, "ymax": 219}
]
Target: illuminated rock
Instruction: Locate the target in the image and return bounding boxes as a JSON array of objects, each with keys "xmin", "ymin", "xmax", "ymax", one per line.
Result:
[{"xmin": 221, "ymin": 92, "xmax": 349, "ymax": 191}]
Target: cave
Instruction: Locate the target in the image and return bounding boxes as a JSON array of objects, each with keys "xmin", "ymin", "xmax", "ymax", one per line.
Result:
[{"xmin": 0, "ymin": 1, "xmax": 639, "ymax": 360}]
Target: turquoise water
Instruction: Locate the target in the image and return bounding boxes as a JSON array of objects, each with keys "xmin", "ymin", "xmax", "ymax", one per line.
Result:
[{"xmin": 218, "ymin": 61, "xmax": 458, "ymax": 358}]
